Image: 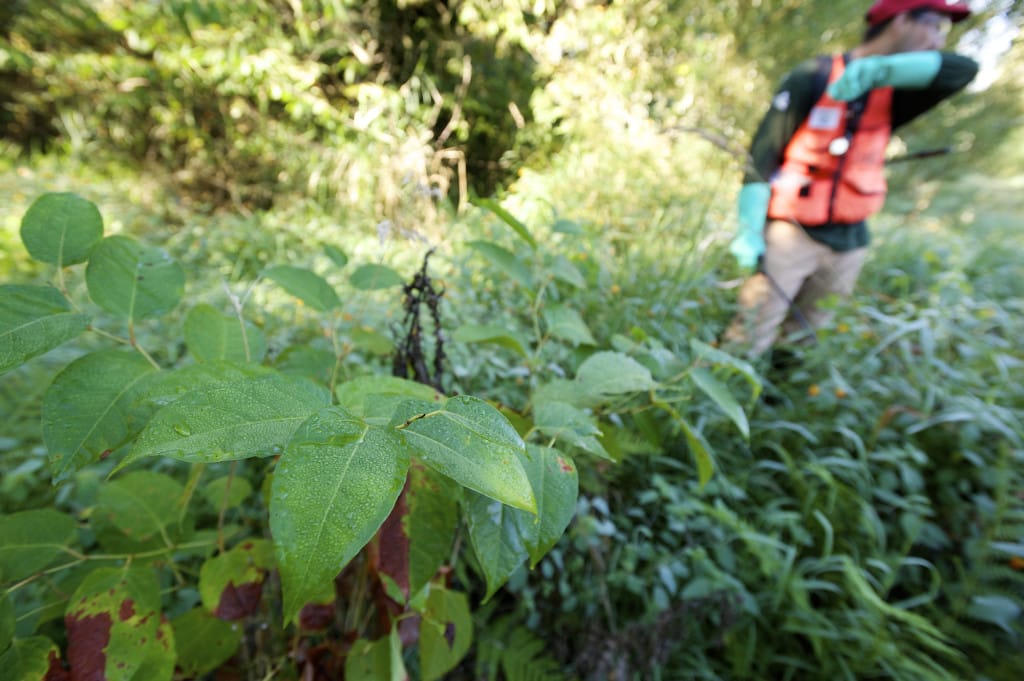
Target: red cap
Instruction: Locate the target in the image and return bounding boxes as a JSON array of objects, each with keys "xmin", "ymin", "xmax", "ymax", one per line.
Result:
[{"xmin": 865, "ymin": 0, "xmax": 971, "ymax": 26}]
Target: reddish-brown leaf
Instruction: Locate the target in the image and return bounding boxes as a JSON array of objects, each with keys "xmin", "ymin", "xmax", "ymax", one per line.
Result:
[
  {"xmin": 298, "ymin": 602, "xmax": 335, "ymax": 631},
  {"xmin": 43, "ymin": 651, "xmax": 71, "ymax": 681},
  {"xmin": 65, "ymin": 611, "xmax": 112, "ymax": 681},
  {"xmin": 213, "ymin": 580, "xmax": 264, "ymax": 621}
]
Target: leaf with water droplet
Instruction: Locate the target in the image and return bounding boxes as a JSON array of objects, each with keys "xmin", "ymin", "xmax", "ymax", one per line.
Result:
[
  {"xmin": 118, "ymin": 372, "xmax": 329, "ymax": 469},
  {"xmin": 395, "ymin": 396, "xmax": 535, "ymax": 513},
  {"xmin": 271, "ymin": 406, "xmax": 411, "ymax": 624}
]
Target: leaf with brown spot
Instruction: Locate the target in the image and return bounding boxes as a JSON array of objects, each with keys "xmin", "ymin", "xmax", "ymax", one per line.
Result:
[
  {"xmin": 0, "ymin": 637, "xmax": 62, "ymax": 680},
  {"xmin": 199, "ymin": 540, "xmax": 275, "ymax": 621},
  {"xmin": 64, "ymin": 567, "xmax": 162, "ymax": 681}
]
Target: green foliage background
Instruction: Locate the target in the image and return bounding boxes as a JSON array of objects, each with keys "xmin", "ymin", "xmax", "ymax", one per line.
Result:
[{"xmin": 2, "ymin": 1, "xmax": 1024, "ymax": 680}]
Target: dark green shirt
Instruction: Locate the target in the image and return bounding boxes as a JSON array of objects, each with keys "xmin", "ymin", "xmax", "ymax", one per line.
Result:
[{"xmin": 744, "ymin": 52, "xmax": 979, "ymax": 251}]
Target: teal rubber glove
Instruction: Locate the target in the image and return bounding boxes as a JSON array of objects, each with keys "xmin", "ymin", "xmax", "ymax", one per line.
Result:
[
  {"xmin": 828, "ymin": 51, "xmax": 942, "ymax": 101},
  {"xmin": 729, "ymin": 182, "xmax": 771, "ymax": 269}
]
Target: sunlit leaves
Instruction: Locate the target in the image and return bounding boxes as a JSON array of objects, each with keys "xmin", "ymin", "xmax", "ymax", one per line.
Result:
[
  {"xmin": 264, "ymin": 265, "xmax": 341, "ymax": 311},
  {"xmin": 184, "ymin": 303, "xmax": 267, "ymax": 363},
  {"xmin": 0, "ymin": 285, "xmax": 90, "ymax": 375},
  {"xmin": 349, "ymin": 263, "xmax": 404, "ymax": 290}
]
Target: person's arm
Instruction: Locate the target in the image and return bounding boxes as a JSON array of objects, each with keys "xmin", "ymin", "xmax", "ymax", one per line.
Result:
[
  {"xmin": 890, "ymin": 52, "xmax": 979, "ymax": 128},
  {"xmin": 731, "ymin": 60, "xmax": 821, "ymax": 268}
]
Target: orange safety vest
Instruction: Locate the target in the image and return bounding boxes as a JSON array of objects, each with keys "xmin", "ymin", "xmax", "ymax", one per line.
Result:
[{"xmin": 767, "ymin": 55, "xmax": 893, "ymax": 226}]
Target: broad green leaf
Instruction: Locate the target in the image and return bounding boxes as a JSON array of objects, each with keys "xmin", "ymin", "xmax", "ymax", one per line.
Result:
[
  {"xmin": 396, "ymin": 396, "xmax": 535, "ymax": 513},
  {"xmin": 470, "ymin": 197, "xmax": 538, "ymax": 249},
  {"xmin": 264, "ymin": 265, "xmax": 340, "ymax": 311},
  {"xmin": 64, "ymin": 567, "xmax": 161, "ymax": 681},
  {"xmin": 0, "ymin": 637, "xmax": 60, "ymax": 680},
  {"xmin": 419, "ymin": 587, "xmax": 473, "ymax": 681},
  {"xmin": 203, "ymin": 475, "xmax": 254, "ymax": 510},
  {"xmin": 468, "ymin": 240, "xmax": 533, "ymax": 289},
  {"xmin": 407, "ymin": 466, "xmax": 460, "ymax": 597},
  {"xmin": 576, "ymin": 351, "xmax": 658, "ymax": 396},
  {"xmin": 19, "ymin": 192, "xmax": 103, "ymax": 266},
  {"xmin": 549, "ymin": 254, "xmax": 586, "ymax": 288},
  {"xmin": 121, "ymin": 372, "xmax": 330, "ymax": 467},
  {"xmin": 543, "ymin": 304, "xmax": 595, "ymax": 346},
  {"xmin": 199, "ymin": 540, "xmax": 275, "ymax": 619},
  {"xmin": 0, "ymin": 509, "xmax": 77, "ymax": 583},
  {"xmin": 345, "ymin": 627, "xmax": 406, "ymax": 681},
  {"xmin": 85, "ymin": 235, "xmax": 185, "ymax": 320},
  {"xmin": 533, "ymin": 401, "xmax": 610, "ymax": 460},
  {"xmin": 324, "ymin": 244, "xmax": 349, "ymax": 268},
  {"xmin": 0, "ymin": 593, "xmax": 13, "ymax": 652},
  {"xmin": 336, "ymin": 376, "xmax": 442, "ymax": 417},
  {"xmin": 690, "ymin": 338, "xmax": 762, "ymax": 400},
  {"xmin": 689, "ymin": 367, "xmax": 749, "ymax": 439},
  {"xmin": 674, "ymin": 411, "xmax": 716, "ymax": 487},
  {"xmin": 552, "ymin": 218, "xmax": 585, "ymax": 235},
  {"xmin": 184, "ymin": 303, "xmax": 267, "ymax": 363},
  {"xmin": 0, "ymin": 285, "xmax": 90, "ymax": 376},
  {"xmin": 967, "ymin": 595, "xmax": 1022, "ymax": 634},
  {"xmin": 171, "ymin": 608, "xmax": 243, "ymax": 677},
  {"xmin": 464, "ymin": 491, "xmax": 529, "ymax": 601},
  {"xmin": 273, "ymin": 344, "xmax": 335, "ymax": 383},
  {"xmin": 451, "ymin": 323, "xmax": 530, "ymax": 357},
  {"xmin": 518, "ymin": 445, "xmax": 579, "ymax": 567},
  {"xmin": 42, "ymin": 350, "xmax": 158, "ymax": 482},
  {"xmin": 93, "ymin": 471, "xmax": 184, "ymax": 551},
  {"xmin": 130, "ymin": 361, "xmax": 271, "ymax": 412},
  {"xmin": 349, "ymin": 263, "xmax": 405, "ymax": 290},
  {"xmin": 271, "ymin": 407, "xmax": 411, "ymax": 624}
]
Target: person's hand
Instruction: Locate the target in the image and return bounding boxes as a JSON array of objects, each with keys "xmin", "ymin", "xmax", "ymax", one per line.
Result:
[
  {"xmin": 828, "ymin": 52, "xmax": 942, "ymax": 101},
  {"xmin": 729, "ymin": 183, "xmax": 771, "ymax": 269}
]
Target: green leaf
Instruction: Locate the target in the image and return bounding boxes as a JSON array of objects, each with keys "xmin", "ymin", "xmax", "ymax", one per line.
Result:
[
  {"xmin": 0, "ymin": 509, "xmax": 77, "ymax": 583},
  {"xmin": 199, "ymin": 540, "xmax": 275, "ymax": 619},
  {"xmin": 184, "ymin": 303, "xmax": 267, "ymax": 363},
  {"xmin": 130, "ymin": 617, "xmax": 175, "ymax": 681},
  {"xmin": 451, "ymin": 323, "xmax": 530, "ymax": 357},
  {"xmin": 543, "ymin": 304, "xmax": 596, "ymax": 346},
  {"xmin": 967, "ymin": 595, "xmax": 1022, "ymax": 634},
  {"xmin": 336, "ymin": 376, "xmax": 443, "ymax": 421},
  {"xmin": 171, "ymin": 608, "xmax": 243, "ymax": 678},
  {"xmin": 518, "ymin": 445, "xmax": 579, "ymax": 567},
  {"xmin": 468, "ymin": 241, "xmax": 533, "ymax": 289},
  {"xmin": 271, "ymin": 407, "xmax": 411, "ymax": 624},
  {"xmin": 85, "ymin": 235, "xmax": 185, "ymax": 320},
  {"xmin": 349, "ymin": 263, "xmax": 405, "ymax": 290},
  {"xmin": 1, "ymin": 591, "xmax": 15, "ymax": 652},
  {"xmin": 549, "ymin": 254, "xmax": 586, "ymax": 288},
  {"xmin": 93, "ymin": 471, "xmax": 184, "ymax": 550},
  {"xmin": 419, "ymin": 587, "xmax": 473, "ymax": 680},
  {"xmin": 0, "ymin": 285, "xmax": 90, "ymax": 375},
  {"xmin": 264, "ymin": 265, "xmax": 341, "ymax": 311},
  {"xmin": 689, "ymin": 367, "xmax": 749, "ymax": 439},
  {"xmin": 407, "ymin": 466, "xmax": 460, "ymax": 597},
  {"xmin": 324, "ymin": 244, "xmax": 349, "ymax": 268},
  {"xmin": 397, "ymin": 396, "xmax": 535, "ymax": 513},
  {"xmin": 0, "ymin": 637, "xmax": 60, "ymax": 680},
  {"xmin": 690, "ymin": 338, "xmax": 762, "ymax": 400},
  {"xmin": 676, "ymin": 414, "xmax": 715, "ymax": 487},
  {"xmin": 345, "ymin": 627, "xmax": 406, "ymax": 681},
  {"xmin": 533, "ymin": 401, "xmax": 610, "ymax": 460},
  {"xmin": 19, "ymin": 192, "xmax": 103, "ymax": 266},
  {"xmin": 576, "ymin": 351, "xmax": 658, "ymax": 396},
  {"xmin": 64, "ymin": 567, "xmax": 161, "ymax": 681},
  {"xmin": 41, "ymin": 350, "xmax": 158, "ymax": 482},
  {"xmin": 470, "ymin": 197, "xmax": 538, "ymax": 249},
  {"xmin": 120, "ymin": 372, "xmax": 330, "ymax": 467},
  {"xmin": 350, "ymin": 326, "xmax": 394, "ymax": 355},
  {"xmin": 203, "ymin": 475, "xmax": 254, "ymax": 510},
  {"xmin": 464, "ymin": 491, "xmax": 529, "ymax": 601}
]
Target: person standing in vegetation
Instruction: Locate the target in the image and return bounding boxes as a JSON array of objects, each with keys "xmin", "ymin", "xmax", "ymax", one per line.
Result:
[{"xmin": 723, "ymin": 0, "xmax": 979, "ymax": 358}]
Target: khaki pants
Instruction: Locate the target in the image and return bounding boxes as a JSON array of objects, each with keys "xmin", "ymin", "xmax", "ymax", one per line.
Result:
[{"xmin": 723, "ymin": 220, "xmax": 867, "ymax": 357}]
